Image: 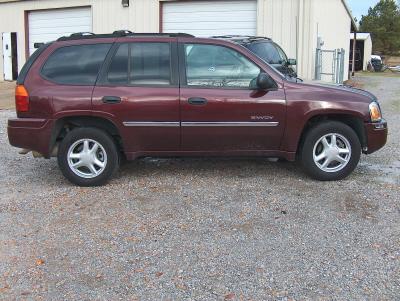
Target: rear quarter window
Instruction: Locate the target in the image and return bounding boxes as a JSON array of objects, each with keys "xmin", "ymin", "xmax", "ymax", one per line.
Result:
[{"xmin": 41, "ymin": 43, "xmax": 112, "ymax": 85}]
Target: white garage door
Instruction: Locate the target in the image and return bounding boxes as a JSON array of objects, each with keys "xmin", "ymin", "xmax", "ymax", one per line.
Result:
[
  {"xmin": 28, "ymin": 7, "xmax": 92, "ymax": 55},
  {"xmin": 162, "ymin": 1, "xmax": 257, "ymax": 37}
]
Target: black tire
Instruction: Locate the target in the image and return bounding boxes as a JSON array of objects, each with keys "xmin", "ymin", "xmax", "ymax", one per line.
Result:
[
  {"xmin": 57, "ymin": 127, "xmax": 119, "ymax": 186},
  {"xmin": 300, "ymin": 121, "xmax": 361, "ymax": 181}
]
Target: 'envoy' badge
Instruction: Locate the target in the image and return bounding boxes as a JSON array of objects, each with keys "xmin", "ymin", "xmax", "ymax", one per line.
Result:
[{"xmin": 250, "ymin": 115, "xmax": 274, "ymax": 120}]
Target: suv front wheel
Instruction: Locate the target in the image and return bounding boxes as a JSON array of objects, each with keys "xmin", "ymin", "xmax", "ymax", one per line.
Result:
[
  {"xmin": 58, "ymin": 128, "xmax": 119, "ymax": 186},
  {"xmin": 300, "ymin": 121, "xmax": 361, "ymax": 181}
]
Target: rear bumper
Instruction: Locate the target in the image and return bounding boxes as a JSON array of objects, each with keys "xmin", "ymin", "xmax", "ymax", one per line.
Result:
[
  {"xmin": 7, "ymin": 118, "xmax": 54, "ymax": 158},
  {"xmin": 364, "ymin": 119, "xmax": 388, "ymax": 154}
]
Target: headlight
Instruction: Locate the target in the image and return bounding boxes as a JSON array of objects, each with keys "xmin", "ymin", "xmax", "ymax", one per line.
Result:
[{"xmin": 369, "ymin": 102, "xmax": 382, "ymax": 122}]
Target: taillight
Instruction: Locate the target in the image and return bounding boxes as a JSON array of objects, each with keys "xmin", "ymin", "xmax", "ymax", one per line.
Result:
[{"xmin": 15, "ymin": 85, "xmax": 29, "ymax": 112}]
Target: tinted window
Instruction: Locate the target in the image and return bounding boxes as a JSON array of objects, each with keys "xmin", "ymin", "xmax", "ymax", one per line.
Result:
[
  {"xmin": 131, "ymin": 43, "xmax": 171, "ymax": 85},
  {"xmin": 248, "ymin": 42, "xmax": 285, "ymax": 65},
  {"xmin": 185, "ymin": 44, "xmax": 260, "ymax": 88},
  {"xmin": 275, "ymin": 44, "xmax": 288, "ymax": 63},
  {"xmin": 107, "ymin": 44, "xmax": 129, "ymax": 84},
  {"xmin": 42, "ymin": 44, "xmax": 111, "ymax": 85},
  {"xmin": 106, "ymin": 43, "xmax": 171, "ymax": 85}
]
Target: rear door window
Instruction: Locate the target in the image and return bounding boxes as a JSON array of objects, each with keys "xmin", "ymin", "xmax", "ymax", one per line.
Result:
[
  {"xmin": 105, "ymin": 42, "xmax": 172, "ymax": 86},
  {"xmin": 41, "ymin": 43, "xmax": 111, "ymax": 85},
  {"xmin": 107, "ymin": 44, "xmax": 129, "ymax": 84}
]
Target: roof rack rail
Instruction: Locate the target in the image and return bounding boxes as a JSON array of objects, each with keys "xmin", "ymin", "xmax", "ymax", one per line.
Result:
[
  {"xmin": 57, "ymin": 32, "xmax": 117, "ymax": 41},
  {"xmin": 125, "ymin": 32, "xmax": 195, "ymax": 38},
  {"xmin": 57, "ymin": 31, "xmax": 194, "ymax": 41},
  {"xmin": 211, "ymin": 35, "xmax": 271, "ymax": 41},
  {"xmin": 113, "ymin": 30, "xmax": 134, "ymax": 36},
  {"xmin": 70, "ymin": 32, "xmax": 95, "ymax": 37}
]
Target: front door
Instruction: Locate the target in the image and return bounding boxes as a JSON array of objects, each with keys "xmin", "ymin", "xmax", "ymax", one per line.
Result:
[
  {"xmin": 179, "ymin": 42, "xmax": 286, "ymax": 151},
  {"xmin": 92, "ymin": 40, "xmax": 180, "ymax": 153}
]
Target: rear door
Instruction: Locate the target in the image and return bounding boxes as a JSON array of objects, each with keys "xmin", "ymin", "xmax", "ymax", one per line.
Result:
[
  {"xmin": 92, "ymin": 38, "xmax": 180, "ymax": 153},
  {"xmin": 179, "ymin": 41, "xmax": 286, "ymax": 151}
]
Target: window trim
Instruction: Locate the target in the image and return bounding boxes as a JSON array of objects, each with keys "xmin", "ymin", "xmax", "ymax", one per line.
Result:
[
  {"xmin": 97, "ymin": 41, "xmax": 178, "ymax": 88},
  {"xmin": 39, "ymin": 43, "xmax": 113, "ymax": 86},
  {"xmin": 179, "ymin": 42, "xmax": 277, "ymax": 91}
]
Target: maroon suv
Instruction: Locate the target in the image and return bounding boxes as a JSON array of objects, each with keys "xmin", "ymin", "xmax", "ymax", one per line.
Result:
[{"xmin": 8, "ymin": 32, "xmax": 387, "ymax": 186}]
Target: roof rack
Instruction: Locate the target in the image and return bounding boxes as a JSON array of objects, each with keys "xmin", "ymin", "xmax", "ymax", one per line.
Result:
[
  {"xmin": 57, "ymin": 31, "xmax": 194, "ymax": 41},
  {"xmin": 113, "ymin": 30, "xmax": 134, "ymax": 36},
  {"xmin": 211, "ymin": 35, "xmax": 271, "ymax": 43}
]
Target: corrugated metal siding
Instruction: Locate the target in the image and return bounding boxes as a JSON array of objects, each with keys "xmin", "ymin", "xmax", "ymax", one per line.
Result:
[
  {"xmin": 257, "ymin": 0, "xmax": 299, "ymax": 67},
  {"xmin": 258, "ymin": 0, "xmax": 351, "ymax": 81},
  {"xmin": 313, "ymin": 0, "xmax": 351, "ymax": 81},
  {"xmin": 257, "ymin": 0, "xmax": 316, "ymax": 79}
]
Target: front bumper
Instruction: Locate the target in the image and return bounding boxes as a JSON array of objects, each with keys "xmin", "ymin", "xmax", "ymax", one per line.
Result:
[
  {"xmin": 8, "ymin": 118, "xmax": 54, "ymax": 158},
  {"xmin": 364, "ymin": 119, "xmax": 388, "ymax": 154}
]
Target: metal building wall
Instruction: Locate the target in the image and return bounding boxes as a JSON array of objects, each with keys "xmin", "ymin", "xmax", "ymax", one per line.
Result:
[
  {"xmin": 258, "ymin": 0, "xmax": 351, "ymax": 81},
  {"xmin": 312, "ymin": 0, "xmax": 351, "ymax": 81},
  {"xmin": 363, "ymin": 35, "xmax": 372, "ymax": 71},
  {"xmin": 257, "ymin": 0, "xmax": 300, "ymax": 67},
  {"xmin": 257, "ymin": 0, "xmax": 317, "ymax": 80}
]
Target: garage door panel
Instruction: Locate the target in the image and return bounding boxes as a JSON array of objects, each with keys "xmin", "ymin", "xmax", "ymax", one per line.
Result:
[
  {"xmin": 28, "ymin": 9, "xmax": 91, "ymax": 20},
  {"xmin": 30, "ymin": 18, "xmax": 92, "ymax": 29},
  {"xmin": 163, "ymin": 0, "xmax": 256, "ymax": 37},
  {"xmin": 163, "ymin": 1, "xmax": 256, "ymax": 12},
  {"xmin": 164, "ymin": 12, "xmax": 256, "ymax": 22},
  {"xmin": 171, "ymin": 29, "xmax": 256, "ymax": 37},
  {"xmin": 28, "ymin": 7, "xmax": 92, "ymax": 56},
  {"xmin": 29, "ymin": 24, "xmax": 91, "ymax": 35},
  {"xmin": 164, "ymin": 21, "xmax": 256, "ymax": 30}
]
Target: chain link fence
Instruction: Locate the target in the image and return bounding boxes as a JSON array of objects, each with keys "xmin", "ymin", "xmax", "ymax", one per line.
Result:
[{"xmin": 315, "ymin": 48, "xmax": 345, "ymax": 84}]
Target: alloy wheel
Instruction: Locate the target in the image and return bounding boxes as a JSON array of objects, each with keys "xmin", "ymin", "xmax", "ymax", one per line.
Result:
[
  {"xmin": 67, "ymin": 139, "xmax": 108, "ymax": 178},
  {"xmin": 312, "ymin": 133, "xmax": 351, "ymax": 173}
]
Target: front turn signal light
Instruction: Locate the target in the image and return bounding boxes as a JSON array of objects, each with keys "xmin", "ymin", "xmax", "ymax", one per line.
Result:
[
  {"xmin": 369, "ymin": 102, "xmax": 382, "ymax": 122},
  {"xmin": 15, "ymin": 85, "xmax": 29, "ymax": 112}
]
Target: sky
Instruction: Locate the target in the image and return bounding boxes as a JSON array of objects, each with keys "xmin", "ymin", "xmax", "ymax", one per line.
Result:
[{"xmin": 346, "ymin": 0, "xmax": 380, "ymax": 22}]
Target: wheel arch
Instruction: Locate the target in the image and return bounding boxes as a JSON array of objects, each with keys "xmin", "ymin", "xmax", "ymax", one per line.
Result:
[
  {"xmin": 49, "ymin": 115, "xmax": 123, "ymax": 155},
  {"xmin": 296, "ymin": 113, "xmax": 366, "ymax": 156}
]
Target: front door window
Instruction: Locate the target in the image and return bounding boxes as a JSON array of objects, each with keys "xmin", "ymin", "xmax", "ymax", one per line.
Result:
[{"xmin": 184, "ymin": 44, "xmax": 260, "ymax": 88}]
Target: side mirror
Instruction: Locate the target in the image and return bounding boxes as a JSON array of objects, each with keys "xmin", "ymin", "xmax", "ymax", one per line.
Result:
[
  {"xmin": 256, "ymin": 72, "xmax": 278, "ymax": 90},
  {"xmin": 287, "ymin": 58, "xmax": 297, "ymax": 66},
  {"xmin": 34, "ymin": 42, "xmax": 45, "ymax": 49}
]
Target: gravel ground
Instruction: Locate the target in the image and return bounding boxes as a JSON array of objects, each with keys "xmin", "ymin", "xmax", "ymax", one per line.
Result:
[{"xmin": 0, "ymin": 75, "xmax": 399, "ymax": 300}]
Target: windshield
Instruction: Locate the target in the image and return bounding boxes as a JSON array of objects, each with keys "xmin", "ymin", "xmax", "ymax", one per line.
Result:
[
  {"xmin": 247, "ymin": 42, "xmax": 287, "ymax": 65},
  {"xmin": 275, "ymin": 44, "xmax": 289, "ymax": 63}
]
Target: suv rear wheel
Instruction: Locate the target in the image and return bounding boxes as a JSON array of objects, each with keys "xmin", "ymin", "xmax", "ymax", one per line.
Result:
[
  {"xmin": 58, "ymin": 128, "xmax": 119, "ymax": 186},
  {"xmin": 300, "ymin": 121, "xmax": 361, "ymax": 181}
]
